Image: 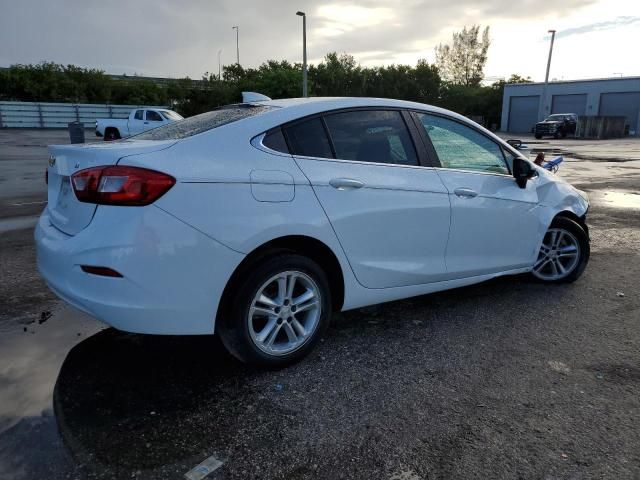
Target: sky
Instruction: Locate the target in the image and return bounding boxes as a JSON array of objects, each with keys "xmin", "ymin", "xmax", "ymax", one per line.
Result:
[{"xmin": 1, "ymin": 0, "xmax": 639, "ymax": 82}]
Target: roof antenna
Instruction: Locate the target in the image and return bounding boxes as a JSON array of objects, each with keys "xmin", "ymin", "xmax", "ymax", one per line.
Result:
[{"xmin": 242, "ymin": 92, "xmax": 272, "ymax": 102}]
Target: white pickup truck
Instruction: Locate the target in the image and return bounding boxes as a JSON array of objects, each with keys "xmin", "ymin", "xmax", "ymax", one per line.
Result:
[{"xmin": 95, "ymin": 108, "xmax": 183, "ymax": 140}]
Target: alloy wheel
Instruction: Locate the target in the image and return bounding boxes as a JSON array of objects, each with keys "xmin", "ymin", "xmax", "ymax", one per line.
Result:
[
  {"xmin": 248, "ymin": 270, "xmax": 322, "ymax": 356},
  {"xmin": 532, "ymin": 228, "xmax": 581, "ymax": 281}
]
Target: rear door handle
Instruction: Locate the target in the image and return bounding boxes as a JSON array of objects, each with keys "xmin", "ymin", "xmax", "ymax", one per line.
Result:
[
  {"xmin": 454, "ymin": 187, "xmax": 478, "ymax": 198},
  {"xmin": 329, "ymin": 178, "xmax": 365, "ymax": 190}
]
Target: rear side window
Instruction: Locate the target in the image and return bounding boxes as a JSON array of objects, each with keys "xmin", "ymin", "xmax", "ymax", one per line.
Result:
[
  {"xmin": 262, "ymin": 128, "xmax": 289, "ymax": 153},
  {"xmin": 133, "ymin": 105, "xmax": 275, "ymax": 140},
  {"xmin": 324, "ymin": 110, "xmax": 418, "ymax": 166},
  {"xmin": 284, "ymin": 118, "xmax": 333, "ymax": 158},
  {"xmin": 134, "ymin": 110, "xmax": 143, "ymax": 120}
]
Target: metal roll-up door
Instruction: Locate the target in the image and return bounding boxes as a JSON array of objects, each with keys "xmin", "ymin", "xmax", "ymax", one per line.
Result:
[
  {"xmin": 599, "ymin": 92, "xmax": 640, "ymax": 134},
  {"xmin": 508, "ymin": 95, "xmax": 539, "ymax": 133},
  {"xmin": 551, "ymin": 94, "xmax": 587, "ymax": 115}
]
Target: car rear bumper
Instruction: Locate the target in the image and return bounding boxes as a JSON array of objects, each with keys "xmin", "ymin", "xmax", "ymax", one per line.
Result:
[{"xmin": 35, "ymin": 205, "xmax": 244, "ymax": 335}]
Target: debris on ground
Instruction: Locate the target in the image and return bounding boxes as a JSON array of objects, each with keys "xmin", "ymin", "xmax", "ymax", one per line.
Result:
[
  {"xmin": 39, "ymin": 311, "xmax": 52, "ymax": 324},
  {"xmin": 616, "ymin": 291, "xmax": 625, "ymax": 297},
  {"xmin": 184, "ymin": 454, "xmax": 224, "ymax": 480},
  {"xmin": 548, "ymin": 360, "xmax": 571, "ymax": 374}
]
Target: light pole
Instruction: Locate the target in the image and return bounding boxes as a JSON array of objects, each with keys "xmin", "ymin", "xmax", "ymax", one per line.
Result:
[
  {"xmin": 218, "ymin": 49, "xmax": 222, "ymax": 79},
  {"xmin": 540, "ymin": 29, "xmax": 556, "ymax": 120},
  {"xmin": 232, "ymin": 26, "xmax": 239, "ymax": 65},
  {"xmin": 296, "ymin": 11, "xmax": 308, "ymax": 97}
]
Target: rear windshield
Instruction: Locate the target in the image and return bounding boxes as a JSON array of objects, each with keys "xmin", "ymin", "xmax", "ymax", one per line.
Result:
[{"xmin": 133, "ymin": 104, "xmax": 275, "ymax": 140}]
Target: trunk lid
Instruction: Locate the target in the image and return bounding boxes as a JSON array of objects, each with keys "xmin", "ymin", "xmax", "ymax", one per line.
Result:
[{"xmin": 46, "ymin": 139, "xmax": 176, "ymax": 235}]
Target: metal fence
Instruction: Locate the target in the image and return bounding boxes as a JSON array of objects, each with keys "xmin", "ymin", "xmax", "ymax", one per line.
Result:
[{"xmin": 0, "ymin": 101, "xmax": 167, "ymax": 128}]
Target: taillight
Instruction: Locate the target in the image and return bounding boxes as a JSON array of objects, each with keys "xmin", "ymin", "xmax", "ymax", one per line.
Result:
[{"xmin": 71, "ymin": 166, "xmax": 175, "ymax": 206}]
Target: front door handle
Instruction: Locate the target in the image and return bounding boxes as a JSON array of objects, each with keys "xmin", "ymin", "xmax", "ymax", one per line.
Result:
[
  {"xmin": 454, "ymin": 187, "xmax": 478, "ymax": 198},
  {"xmin": 329, "ymin": 178, "xmax": 365, "ymax": 190}
]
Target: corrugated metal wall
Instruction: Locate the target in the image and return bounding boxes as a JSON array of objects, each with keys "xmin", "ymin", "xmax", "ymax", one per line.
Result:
[{"xmin": 0, "ymin": 101, "xmax": 167, "ymax": 128}]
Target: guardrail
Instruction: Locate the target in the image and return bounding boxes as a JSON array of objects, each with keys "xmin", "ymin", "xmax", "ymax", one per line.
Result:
[{"xmin": 0, "ymin": 101, "xmax": 167, "ymax": 128}]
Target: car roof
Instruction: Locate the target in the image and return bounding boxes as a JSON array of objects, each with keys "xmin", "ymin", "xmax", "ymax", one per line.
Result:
[{"xmin": 242, "ymin": 96, "xmax": 477, "ymax": 131}]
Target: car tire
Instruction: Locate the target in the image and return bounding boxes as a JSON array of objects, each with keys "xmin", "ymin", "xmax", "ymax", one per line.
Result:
[
  {"xmin": 218, "ymin": 252, "xmax": 332, "ymax": 368},
  {"xmin": 531, "ymin": 216, "xmax": 589, "ymax": 283},
  {"xmin": 104, "ymin": 128, "xmax": 120, "ymax": 141},
  {"xmin": 534, "ymin": 134, "xmax": 542, "ymax": 139}
]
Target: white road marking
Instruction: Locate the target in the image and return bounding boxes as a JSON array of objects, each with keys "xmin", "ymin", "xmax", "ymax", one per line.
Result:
[{"xmin": 10, "ymin": 201, "xmax": 47, "ymax": 206}]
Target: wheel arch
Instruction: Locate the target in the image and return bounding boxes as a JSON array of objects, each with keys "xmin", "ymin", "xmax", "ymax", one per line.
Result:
[
  {"xmin": 554, "ymin": 210, "xmax": 589, "ymax": 238},
  {"xmin": 216, "ymin": 235, "xmax": 346, "ymax": 329}
]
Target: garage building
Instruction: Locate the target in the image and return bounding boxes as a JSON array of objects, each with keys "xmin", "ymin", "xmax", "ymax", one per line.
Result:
[{"xmin": 501, "ymin": 76, "xmax": 640, "ymax": 136}]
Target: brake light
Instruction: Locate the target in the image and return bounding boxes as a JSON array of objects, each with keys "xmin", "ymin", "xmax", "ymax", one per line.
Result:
[{"xmin": 71, "ymin": 166, "xmax": 175, "ymax": 206}]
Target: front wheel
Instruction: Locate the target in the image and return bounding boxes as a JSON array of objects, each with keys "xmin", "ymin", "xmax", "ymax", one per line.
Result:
[
  {"xmin": 531, "ymin": 217, "xmax": 589, "ymax": 283},
  {"xmin": 218, "ymin": 252, "xmax": 331, "ymax": 368},
  {"xmin": 534, "ymin": 133, "xmax": 542, "ymax": 139}
]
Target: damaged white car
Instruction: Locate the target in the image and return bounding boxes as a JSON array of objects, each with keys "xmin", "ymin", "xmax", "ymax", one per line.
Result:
[{"xmin": 36, "ymin": 96, "xmax": 590, "ymax": 367}]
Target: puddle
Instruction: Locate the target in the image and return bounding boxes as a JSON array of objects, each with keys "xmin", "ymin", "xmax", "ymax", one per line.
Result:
[
  {"xmin": 595, "ymin": 191, "xmax": 640, "ymax": 209},
  {"xmin": 0, "ymin": 305, "xmax": 104, "ymax": 479}
]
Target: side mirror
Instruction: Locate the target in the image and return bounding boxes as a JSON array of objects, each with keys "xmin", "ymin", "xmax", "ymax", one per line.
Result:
[{"xmin": 513, "ymin": 157, "xmax": 535, "ymax": 188}]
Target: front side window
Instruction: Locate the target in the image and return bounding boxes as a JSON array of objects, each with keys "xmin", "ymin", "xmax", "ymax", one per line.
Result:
[
  {"xmin": 416, "ymin": 113, "xmax": 509, "ymax": 175},
  {"xmin": 146, "ymin": 110, "xmax": 163, "ymax": 122},
  {"xmin": 284, "ymin": 118, "xmax": 333, "ymax": 159},
  {"xmin": 324, "ymin": 110, "xmax": 418, "ymax": 166},
  {"xmin": 134, "ymin": 110, "xmax": 144, "ymax": 120}
]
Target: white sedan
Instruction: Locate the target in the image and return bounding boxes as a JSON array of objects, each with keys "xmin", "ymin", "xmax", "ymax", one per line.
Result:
[{"xmin": 35, "ymin": 95, "xmax": 590, "ymax": 367}]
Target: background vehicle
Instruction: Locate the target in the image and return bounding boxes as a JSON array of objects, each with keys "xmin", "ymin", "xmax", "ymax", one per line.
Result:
[
  {"xmin": 534, "ymin": 113, "xmax": 577, "ymax": 139},
  {"xmin": 95, "ymin": 108, "xmax": 183, "ymax": 140},
  {"xmin": 36, "ymin": 96, "xmax": 590, "ymax": 367}
]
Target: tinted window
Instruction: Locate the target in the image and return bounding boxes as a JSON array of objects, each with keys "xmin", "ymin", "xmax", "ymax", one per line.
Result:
[
  {"xmin": 133, "ymin": 105, "xmax": 274, "ymax": 140},
  {"xmin": 262, "ymin": 128, "xmax": 289, "ymax": 153},
  {"xmin": 146, "ymin": 110, "xmax": 163, "ymax": 122},
  {"xmin": 417, "ymin": 113, "xmax": 509, "ymax": 175},
  {"xmin": 284, "ymin": 118, "xmax": 333, "ymax": 158},
  {"xmin": 134, "ymin": 110, "xmax": 144, "ymax": 120},
  {"xmin": 324, "ymin": 110, "xmax": 418, "ymax": 166}
]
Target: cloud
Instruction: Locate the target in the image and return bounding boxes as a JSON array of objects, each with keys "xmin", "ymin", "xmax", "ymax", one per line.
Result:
[
  {"xmin": 546, "ymin": 16, "xmax": 640, "ymax": 40},
  {"xmin": 0, "ymin": 0, "xmax": 614, "ymax": 78}
]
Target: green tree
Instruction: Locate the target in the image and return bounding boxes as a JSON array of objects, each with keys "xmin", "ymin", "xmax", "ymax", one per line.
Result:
[{"xmin": 435, "ymin": 25, "xmax": 490, "ymax": 86}]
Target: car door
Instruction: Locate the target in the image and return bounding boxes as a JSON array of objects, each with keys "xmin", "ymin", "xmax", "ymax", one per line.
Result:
[
  {"xmin": 144, "ymin": 110, "xmax": 165, "ymax": 132},
  {"xmin": 413, "ymin": 112, "xmax": 544, "ymax": 279},
  {"xmin": 129, "ymin": 109, "xmax": 146, "ymax": 135},
  {"xmin": 284, "ymin": 109, "xmax": 451, "ymax": 289}
]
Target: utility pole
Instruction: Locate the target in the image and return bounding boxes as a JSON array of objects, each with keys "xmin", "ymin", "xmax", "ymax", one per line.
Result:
[
  {"xmin": 232, "ymin": 26, "xmax": 240, "ymax": 65},
  {"xmin": 540, "ymin": 29, "xmax": 556, "ymax": 120},
  {"xmin": 296, "ymin": 11, "xmax": 308, "ymax": 97},
  {"xmin": 218, "ymin": 49, "xmax": 222, "ymax": 79}
]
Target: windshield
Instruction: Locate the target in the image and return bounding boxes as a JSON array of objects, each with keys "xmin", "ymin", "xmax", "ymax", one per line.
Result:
[
  {"xmin": 545, "ymin": 115, "xmax": 567, "ymax": 121},
  {"xmin": 133, "ymin": 104, "xmax": 275, "ymax": 140},
  {"xmin": 160, "ymin": 110, "xmax": 184, "ymax": 121}
]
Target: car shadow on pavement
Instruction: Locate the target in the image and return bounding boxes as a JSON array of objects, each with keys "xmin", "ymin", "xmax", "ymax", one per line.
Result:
[{"xmin": 52, "ymin": 274, "xmax": 551, "ymax": 479}]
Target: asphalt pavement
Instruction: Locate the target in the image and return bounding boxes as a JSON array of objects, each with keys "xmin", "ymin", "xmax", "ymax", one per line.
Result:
[{"xmin": 0, "ymin": 129, "xmax": 639, "ymax": 479}]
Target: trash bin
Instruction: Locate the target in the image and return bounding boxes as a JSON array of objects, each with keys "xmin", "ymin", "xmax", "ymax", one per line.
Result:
[{"xmin": 68, "ymin": 121, "xmax": 85, "ymax": 144}]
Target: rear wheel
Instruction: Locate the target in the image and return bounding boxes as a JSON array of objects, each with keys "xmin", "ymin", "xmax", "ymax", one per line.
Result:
[
  {"xmin": 534, "ymin": 133, "xmax": 542, "ymax": 139},
  {"xmin": 531, "ymin": 217, "xmax": 589, "ymax": 283},
  {"xmin": 104, "ymin": 128, "xmax": 120, "ymax": 141},
  {"xmin": 218, "ymin": 252, "xmax": 331, "ymax": 368}
]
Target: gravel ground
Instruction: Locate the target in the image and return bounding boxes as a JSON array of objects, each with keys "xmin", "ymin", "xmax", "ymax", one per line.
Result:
[{"xmin": 0, "ymin": 130, "xmax": 639, "ymax": 479}]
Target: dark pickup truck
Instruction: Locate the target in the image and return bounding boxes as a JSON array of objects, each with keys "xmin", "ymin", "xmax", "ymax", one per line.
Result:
[{"xmin": 534, "ymin": 113, "xmax": 578, "ymax": 139}]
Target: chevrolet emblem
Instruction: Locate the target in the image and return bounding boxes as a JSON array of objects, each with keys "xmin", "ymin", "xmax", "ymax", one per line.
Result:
[{"xmin": 48, "ymin": 155, "xmax": 56, "ymax": 167}]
